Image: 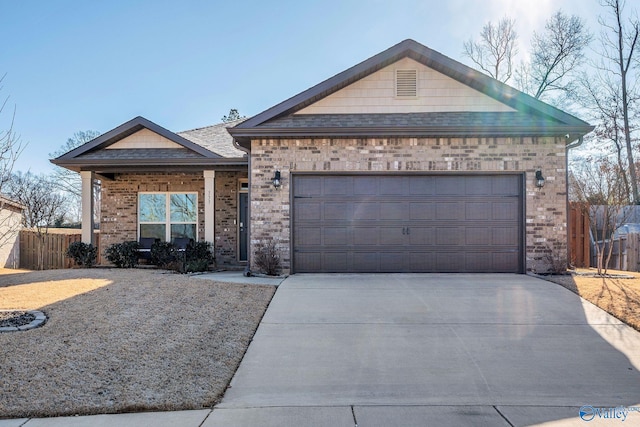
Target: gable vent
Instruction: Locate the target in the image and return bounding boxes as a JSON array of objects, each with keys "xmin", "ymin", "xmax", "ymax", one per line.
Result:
[{"xmin": 396, "ymin": 69, "xmax": 417, "ymax": 97}]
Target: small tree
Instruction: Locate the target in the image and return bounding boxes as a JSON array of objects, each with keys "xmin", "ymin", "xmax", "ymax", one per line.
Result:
[
  {"xmin": 516, "ymin": 11, "xmax": 592, "ymax": 102},
  {"xmin": 6, "ymin": 172, "xmax": 67, "ymax": 270},
  {"xmin": 221, "ymin": 108, "xmax": 246, "ymax": 123},
  {"xmin": 463, "ymin": 17, "xmax": 518, "ymax": 83},
  {"xmin": 571, "ymin": 157, "xmax": 631, "ymax": 274},
  {"xmin": 0, "ymin": 75, "xmax": 24, "ymax": 252}
]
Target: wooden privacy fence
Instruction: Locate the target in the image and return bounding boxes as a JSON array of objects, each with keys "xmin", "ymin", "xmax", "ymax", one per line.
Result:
[
  {"xmin": 594, "ymin": 233, "xmax": 640, "ymax": 272},
  {"xmin": 569, "ymin": 203, "xmax": 591, "ymax": 268},
  {"xmin": 19, "ymin": 229, "xmax": 100, "ymax": 270}
]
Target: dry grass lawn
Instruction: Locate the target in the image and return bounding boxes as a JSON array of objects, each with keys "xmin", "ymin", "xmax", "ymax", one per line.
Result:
[
  {"xmin": 544, "ymin": 268, "xmax": 640, "ymax": 332},
  {"xmin": 0, "ymin": 268, "xmax": 275, "ymax": 418}
]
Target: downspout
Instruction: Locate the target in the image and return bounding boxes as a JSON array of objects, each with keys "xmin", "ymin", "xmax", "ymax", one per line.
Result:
[
  {"xmin": 565, "ymin": 135, "xmax": 584, "ymax": 269},
  {"xmin": 233, "ymin": 138, "xmax": 252, "ymax": 276}
]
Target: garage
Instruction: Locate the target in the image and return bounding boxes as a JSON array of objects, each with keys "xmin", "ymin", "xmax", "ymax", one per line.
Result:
[{"xmin": 292, "ymin": 174, "xmax": 524, "ymax": 273}]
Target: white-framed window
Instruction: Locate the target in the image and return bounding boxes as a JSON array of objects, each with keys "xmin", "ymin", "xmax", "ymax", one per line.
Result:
[{"xmin": 138, "ymin": 192, "xmax": 198, "ymax": 242}]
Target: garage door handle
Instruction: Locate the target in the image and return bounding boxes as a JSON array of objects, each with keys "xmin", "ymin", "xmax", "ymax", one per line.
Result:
[{"xmin": 402, "ymin": 227, "xmax": 410, "ymax": 235}]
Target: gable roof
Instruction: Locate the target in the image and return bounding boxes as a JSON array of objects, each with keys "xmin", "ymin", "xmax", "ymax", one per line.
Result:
[
  {"xmin": 51, "ymin": 116, "xmax": 247, "ymax": 173},
  {"xmin": 229, "ymin": 39, "xmax": 593, "ymax": 148}
]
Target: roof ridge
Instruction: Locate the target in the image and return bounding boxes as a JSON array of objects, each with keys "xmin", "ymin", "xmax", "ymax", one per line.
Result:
[{"xmin": 178, "ymin": 118, "xmax": 247, "ymax": 134}]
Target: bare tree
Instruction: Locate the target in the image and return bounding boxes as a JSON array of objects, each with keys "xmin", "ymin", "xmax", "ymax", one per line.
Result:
[
  {"xmin": 6, "ymin": 172, "xmax": 67, "ymax": 270},
  {"xmin": 0, "ymin": 75, "xmax": 25, "ymax": 252},
  {"xmin": 516, "ymin": 11, "xmax": 592, "ymax": 102},
  {"xmin": 463, "ymin": 17, "xmax": 518, "ymax": 83},
  {"xmin": 49, "ymin": 130, "xmax": 100, "ymax": 223},
  {"xmin": 571, "ymin": 157, "xmax": 631, "ymax": 274},
  {"xmin": 577, "ymin": 0, "xmax": 640, "ymax": 204}
]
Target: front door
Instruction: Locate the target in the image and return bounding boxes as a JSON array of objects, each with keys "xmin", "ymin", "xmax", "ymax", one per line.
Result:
[{"xmin": 239, "ymin": 192, "xmax": 248, "ymax": 261}]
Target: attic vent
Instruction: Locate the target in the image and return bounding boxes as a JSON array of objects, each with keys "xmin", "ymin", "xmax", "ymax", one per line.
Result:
[{"xmin": 396, "ymin": 69, "xmax": 417, "ymax": 97}]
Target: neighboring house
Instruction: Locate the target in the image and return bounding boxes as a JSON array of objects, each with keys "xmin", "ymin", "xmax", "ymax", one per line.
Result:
[
  {"xmin": 52, "ymin": 39, "xmax": 593, "ymax": 273},
  {"xmin": 0, "ymin": 195, "xmax": 25, "ymax": 268}
]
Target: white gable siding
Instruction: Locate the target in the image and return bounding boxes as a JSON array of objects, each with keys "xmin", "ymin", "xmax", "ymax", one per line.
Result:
[
  {"xmin": 106, "ymin": 128, "xmax": 183, "ymax": 149},
  {"xmin": 296, "ymin": 58, "xmax": 515, "ymax": 114}
]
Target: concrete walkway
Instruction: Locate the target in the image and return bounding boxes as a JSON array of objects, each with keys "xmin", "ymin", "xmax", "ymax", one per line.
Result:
[{"xmin": 4, "ymin": 273, "xmax": 640, "ymax": 426}]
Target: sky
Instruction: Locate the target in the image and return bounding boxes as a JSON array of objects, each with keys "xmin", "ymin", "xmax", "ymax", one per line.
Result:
[{"xmin": 0, "ymin": 0, "xmax": 606, "ymax": 174}]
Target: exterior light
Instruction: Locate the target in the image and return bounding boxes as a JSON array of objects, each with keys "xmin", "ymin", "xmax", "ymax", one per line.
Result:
[
  {"xmin": 535, "ymin": 170, "xmax": 545, "ymax": 188},
  {"xmin": 272, "ymin": 170, "xmax": 281, "ymax": 189}
]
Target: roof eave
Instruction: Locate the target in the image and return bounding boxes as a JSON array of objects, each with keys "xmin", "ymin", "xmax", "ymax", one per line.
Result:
[
  {"xmin": 229, "ymin": 124, "xmax": 595, "ymax": 143},
  {"xmin": 50, "ymin": 157, "xmax": 248, "ymax": 173}
]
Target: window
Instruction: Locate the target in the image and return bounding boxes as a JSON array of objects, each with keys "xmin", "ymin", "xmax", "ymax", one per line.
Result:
[{"xmin": 139, "ymin": 192, "xmax": 197, "ymax": 241}]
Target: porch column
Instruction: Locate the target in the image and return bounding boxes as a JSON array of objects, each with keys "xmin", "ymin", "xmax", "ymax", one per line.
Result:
[
  {"xmin": 203, "ymin": 170, "xmax": 215, "ymax": 243},
  {"xmin": 80, "ymin": 171, "xmax": 95, "ymax": 245}
]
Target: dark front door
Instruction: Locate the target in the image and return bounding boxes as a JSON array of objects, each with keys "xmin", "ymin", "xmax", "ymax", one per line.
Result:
[
  {"xmin": 292, "ymin": 174, "xmax": 523, "ymax": 273},
  {"xmin": 239, "ymin": 192, "xmax": 248, "ymax": 262}
]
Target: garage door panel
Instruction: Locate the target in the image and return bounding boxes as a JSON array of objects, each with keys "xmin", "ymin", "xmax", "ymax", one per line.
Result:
[
  {"xmin": 380, "ymin": 252, "xmax": 407, "ymax": 272},
  {"xmin": 409, "ymin": 203, "xmax": 435, "ymax": 220},
  {"xmin": 324, "ymin": 176, "xmax": 351, "ymax": 195},
  {"xmin": 354, "ymin": 177, "xmax": 377, "ymax": 195},
  {"xmin": 323, "ymin": 252, "xmax": 349, "ymax": 272},
  {"xmin": 466, "ymin": 227, "xmax": 492, "ymax": 245},
  {"xmin": 436, "ymin": 202, "xmax": 463, "ymax": 220},
  {"xmin": 293, "ymin": 174, "xmax": 522, "ymax": 273},
  {"xmin": 352, "ymin": 252, "xmax": 379, "ymax": 271},
  {"xmin": 492, "ymin": 175, "xmax": 521, "ymax": 195},
  {"xmin": 466, "ymin": 176, "xmax": 493, "ymax": 195},
  {"xmin": 379, "ymin": 227, "xmax": 405, "ymax": 245},
  {"xmin": 493, "ymin": 202, "xmax": 519, "ymax": 220},
  {"xmin": 409, "ymin": 177, "xmax": 435, "ymax": 195},
  {"xmin": 295, "ymin": 226, "xmax": 321, "ymax": 246},
  {"xmin": 466, "ymin": 252, "xmax": 493, "ymax": 271},
  {"xmin": 466, "ymin": 202, "xmax": 491, "ymax": 220},
  {"xmin": 324, "ymin": 227, "xmax": 348, "ymax": 245},
  {"xmin": 436, "ymin": 176, "xmax": 466, "ymax": 195},
  {"xmin": 493, "ymin": 227, "xmax": 519, "ymax": 245},
  {"xmin": 296, "ymin": 252, "xmax": 322, "ymax": 271},
  {"xmin": 380, "ymin": 203, "xmax": 406, "ymax": 220},
  {"xmin": 380, "ymin": 176, "xmax": 405, "ymax": 195},
  {"xmin": 353, "ymin": 227, "xmax": 378, "ymax": 245},
  {"xmin": 436, "ymin": 227, "xmax": 464, "ymax": 245},
  {"xmin": 324, "ymin": 202, "xmax": 350, "ymax": 220},
  {"xmin": 294, "ymin": 201, "xmax": 321, "ymax": 221},
  {"xmin": 297, "ymin": 177, "xmax": 322, "ymax": 197},
  {"xmin": 408, "ymin": 227, "xmax": 435, "ymax": 245},
  {"xmin": 353, "ymin": 202, "xmax": 378, "ymax": 220}
]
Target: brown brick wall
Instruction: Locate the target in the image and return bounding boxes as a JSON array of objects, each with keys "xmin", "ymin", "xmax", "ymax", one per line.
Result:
[
  {"xmin": 100, "ymin": 171, "xmax": 246, "ymax": 267},
  {"xmin": 249, "ymin": 136, "xmax": 568, "ymax": 274}
]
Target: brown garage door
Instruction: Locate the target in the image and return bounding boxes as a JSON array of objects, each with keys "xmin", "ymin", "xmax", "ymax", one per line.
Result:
[{"xmin": 292, "ymin": 174, "xmax": 523, "ymax": 273}]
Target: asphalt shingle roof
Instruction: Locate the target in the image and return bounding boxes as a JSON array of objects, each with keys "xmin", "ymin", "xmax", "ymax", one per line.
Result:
[
  {"xmin": 77, "ymin": 148, "xmax": 205, "ymax": 160},
  {"xmin": 178, "ymin": 119, "xmax": 246, "ymax": 158},
  {"xmin": 259, "ymin": 112, "xmax": 565, "ymax": 129}
]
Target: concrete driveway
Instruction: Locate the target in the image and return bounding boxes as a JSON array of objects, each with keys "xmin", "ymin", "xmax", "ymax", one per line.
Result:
[{"xmin": 206, "ymin": 274, "xmax": 640, "ymax": 426}]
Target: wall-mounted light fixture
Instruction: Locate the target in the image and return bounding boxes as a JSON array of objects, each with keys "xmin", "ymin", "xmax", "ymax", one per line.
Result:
[
  {"xmin": 535, "ymin": 170, "xmax": 545, "ymax": 188},
  {"xmin": 272, "ymin": 170, "xmax": 282, "ymax": 189}
]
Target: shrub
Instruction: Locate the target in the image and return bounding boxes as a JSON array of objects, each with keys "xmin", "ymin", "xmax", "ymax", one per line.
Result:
[
  {"xmin": 66, "ymin": 241, "xmax": 97, "ymax": 268},
  {"xmin": 105, "ymin": 241, "xmax": 140, "ymax": 268},
  {"xmin": 150, "ymin": 241, "xmax": 177, "ymax": 268},
  {"xmin": 184, "ymin": 241, "xmax": 214, "ymax": 273},
  {"xmin": 254, "ymin": 240, "xmax": 281, "ymax": 276}
]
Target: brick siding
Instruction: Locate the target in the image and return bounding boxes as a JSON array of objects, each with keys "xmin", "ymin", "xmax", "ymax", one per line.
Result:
[
  {"xmin": 100, "ymin": 171, "xmax": 246, "ymax": 267},
  {"xmin": 249, "ymin": 136, "xmax": 568, "ymax": 274}
]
